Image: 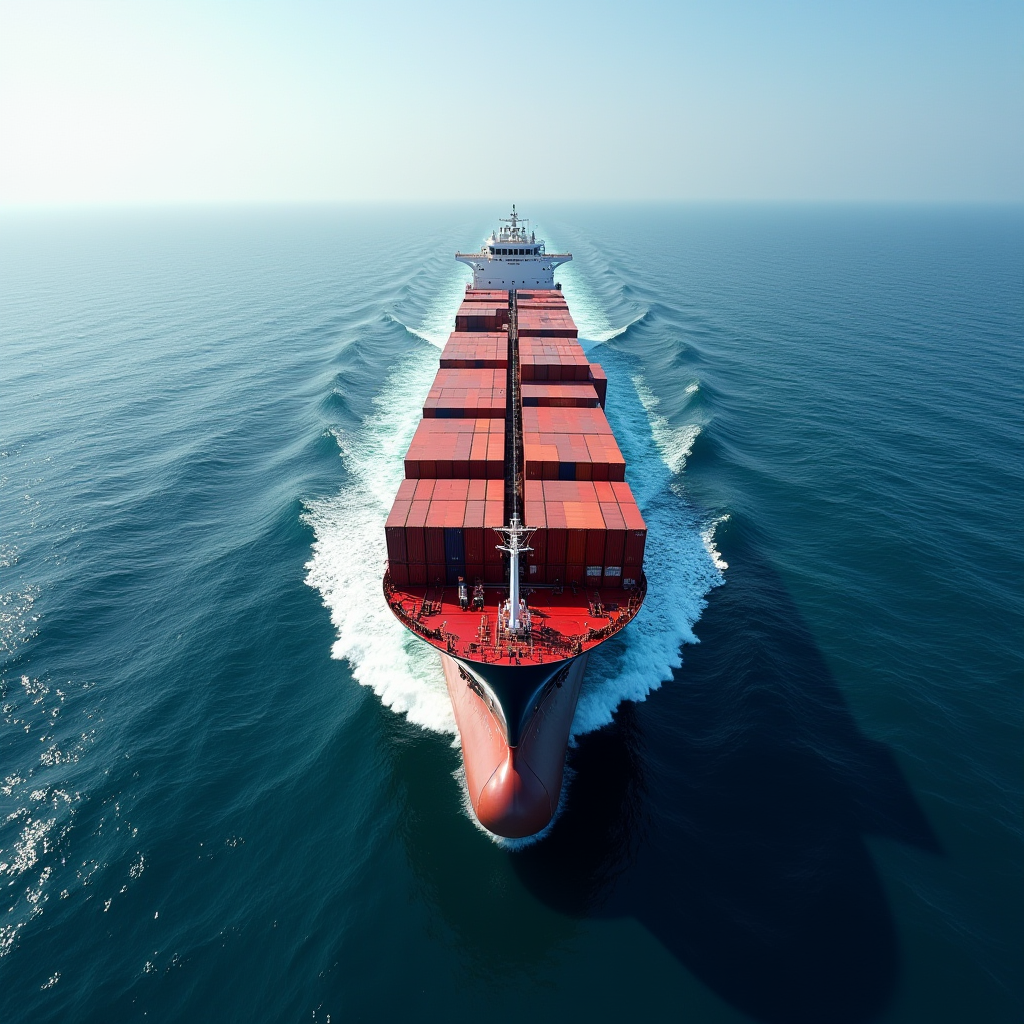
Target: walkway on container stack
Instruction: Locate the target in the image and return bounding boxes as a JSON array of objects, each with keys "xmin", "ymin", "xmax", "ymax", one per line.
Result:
[{"xmin": 504, "ymin": 289, "xmax": 524, "ymax": 530}]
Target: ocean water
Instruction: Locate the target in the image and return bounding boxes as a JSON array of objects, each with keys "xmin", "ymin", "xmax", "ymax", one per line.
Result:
[{"xmin": 1, "ymin": 205, "xmax": 1021, "ymax": 1023}]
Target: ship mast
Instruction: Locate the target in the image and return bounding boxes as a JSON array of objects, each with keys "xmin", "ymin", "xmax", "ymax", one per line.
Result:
[{"xmin": 495, "ymin": 515, "xmax": 534, "ymax": 631}]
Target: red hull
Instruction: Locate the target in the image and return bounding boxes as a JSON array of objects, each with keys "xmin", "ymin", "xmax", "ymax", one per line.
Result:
[{"xmin": 441, "ymin": 652, "xmax": 589, "ymax": 838}]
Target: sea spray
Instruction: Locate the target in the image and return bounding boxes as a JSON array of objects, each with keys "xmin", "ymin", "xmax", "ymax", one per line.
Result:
[
  {"xmin": 303, "ymin": 270, "xmax": 470, "ymax": 733},
  {"xmin": 570, "ymin": 352, "xmax": 725, "ymax": 738},
  {"xmin": 303, "ymin": 341, "xmax": 456, "ymax": 735}
]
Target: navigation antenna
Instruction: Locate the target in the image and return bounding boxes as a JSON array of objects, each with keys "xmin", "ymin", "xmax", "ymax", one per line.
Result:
[{"xmin": 499, "ymin": 204, "xmax": 529, "ymax": 240}]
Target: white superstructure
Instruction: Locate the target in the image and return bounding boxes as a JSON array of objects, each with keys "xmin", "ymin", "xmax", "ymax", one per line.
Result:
[{"xmin": 456, "ymin": 206, "xmax": 572, "ymax": 289}]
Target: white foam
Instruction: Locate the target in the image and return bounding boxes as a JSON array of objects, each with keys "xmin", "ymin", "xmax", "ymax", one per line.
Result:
[
  {"xmin": 702, "ymin": 516, "xmax": 730, "ymax": 572},
  {"xmin": 631, "ymin": 372, "xmax": 700, "ymax": 476},
  {"xmin": 536, "ymin": 227, "xmax": 635, "ymax": 344},
  {"xmin": 568, "ymin": 368, "xmax": 725, "ymax": 739},
  {"xmin": 386, "ymin": 265, "xmax": 471, "ymax": 349},
  {"xmin": 304, "ymin": 346, "xmax": 456, "ymax": 735}
]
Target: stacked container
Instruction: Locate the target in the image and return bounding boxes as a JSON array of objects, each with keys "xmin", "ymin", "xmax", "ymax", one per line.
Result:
[
  {"xmin": 520, "ymin": 339, "xmax": 591, "ymax": 381},
  {"xmin": 404, "ymin": 418, "xmax": 504, "ymax": 478},
  {"xmin": 386, "ymin": 286, "xmax": 644, "ymax": 593},
  {"xmin": 588, "ymin": 364, "xmax": 608, "ymax": 407},
  {"xmin": 521, "ymin": 383, "xmax": 600, "ymax": 408},
  {"xmin": 454, "ymin": 303, "xmax": 508, "ymax": 332},
  {"xmin": 461, "ymin": 289, "xmax": 509, "ymax": 303},
  {"xmin": 440, "ymin": 332, "xmax": 508, "ymax": 369},
  {"xmin": 522, "ymin": 480, "xmax": 646, "ymax": 588},
  {"xmin": 517, "ymin": 309, "xmax": 578, "ymax": 338},
  {"xmin": 521, "ymin": 406, "xmax": 625, "ymax": 482},
  {"xmin": 386, "ymin": 478, "xmax": 505, "ymax": 586},
  {"xmin": 423, "ymin": 368, "xmax": 507, "ymax": 419}
]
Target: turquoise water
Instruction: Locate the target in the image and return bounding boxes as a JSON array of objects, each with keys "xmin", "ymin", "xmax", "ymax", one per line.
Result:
[{"xmin": 1, "ymin": 206, "xmax": 1021, "ymax": 1022}]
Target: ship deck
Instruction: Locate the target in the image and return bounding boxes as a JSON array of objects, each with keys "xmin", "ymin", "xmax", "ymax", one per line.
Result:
[{"xmin": 384, "ymin": 570, "xmax": 646, "ymax": 666}]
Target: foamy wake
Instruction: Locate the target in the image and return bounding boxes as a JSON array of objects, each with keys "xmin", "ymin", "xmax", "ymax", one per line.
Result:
[
  {"xmin": 303, "ymin": 280, "xmax": 727, "ymax": 836},
  {"xmin": 303, "ymin": 341, "xmax": 456, "ymax": 736},
  {"xmin": 567, "ymin": 365, "xmax": 725, "ymax": 738},
  {"xmin": 632, "ymin": 373, "xmax": 699, "ymax": 476}
]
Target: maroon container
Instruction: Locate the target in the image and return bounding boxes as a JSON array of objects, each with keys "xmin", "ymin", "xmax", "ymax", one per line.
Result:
[
  {"xmin": 585, "ymin": 528, "xmax": 606, "ymax": 566},
  {"xmin": 385, "ymin": 527, "xmax": 407, "ymax": 564},
  {"xmin": 566, "ymin": 529, "xmax": 586, "ymax": 564},
  {"xmin": 405, "ymin": 503, "xmax": 427, "ymax": 564},
  {"xmin": 424, "ymin": 526, "xmax": 445, "ymax": 565},
  {"xmin": 623, "ymin": 530, "xmax": 646, "ymax": 567},
  {"xmin": 530, "ymin": 528, "xmax": 547, "ymax": 564},
  {"xmin": 565, "ymin": 563, "xmax": 585, "ymax": 585},
  {"xmin": 546, "ymin": 527, "xmax": 567, "ymax": 565}
]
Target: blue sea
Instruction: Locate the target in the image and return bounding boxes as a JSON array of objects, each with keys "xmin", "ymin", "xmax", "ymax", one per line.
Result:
[{"xmin": 1, "ymin": 205, "xmax": 1021, "ymax": 1023}]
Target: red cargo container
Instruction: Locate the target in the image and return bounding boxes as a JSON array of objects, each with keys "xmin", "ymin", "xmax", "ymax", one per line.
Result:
[
  {"xmin": 385, "ymin": 497, "xmax": 409, "ymax": 563},
  {"xmin": 585, "ymin": 528, "xmax": 606, "ymax": 565},
  {"xmin": 600, "ymin": 502, "xmax": 626, "ymax": 567},
  {"xmin": 519, "ymin": 481, "xmax": 645, "ymax": 587},
  {"xmin": 439, "ymin": 331, "xmax": 508, "ymax": 369},
  {"xmin": 422, "ymin": 368, "xmax": 507, "ymax": 419},
  {"xmin": 389, "ymin": 562, "xmax": 410, "ymax": 587},
  {"xmin": 464, "ymin": 501, "xmax": 485, "ymax": 563},
  {"xmin": 523, "ymin": 407, "xmax": 613, "ymax": 435},
  {"xmin": 523, "ymin": 426, "xmax": 626, "ymax": 482},
  {"xmin": 454, "ymin": 304, "xmax": 508, "ymax": 332},
  {"xmin": 588, "ymin": 364, "xmax": 607, "ymax": 408},
  {"xmin": 484, "ymin": 504, "xmax": 503, "ymax": 562},
  {"xmin": 405, "ymin": 419, "xmax": 504, "ymax": 479},
  {"xmin": 517, "ymin": 309, "xmax": 578, "ymax": 338},
  {"xmin": 521, "ymin": 383, "xmax": 600, "ymax": 408},
  {"xmin": 424, "ymin": 519, "xmax": 446, "ymax": 565},
  {"xmin": 623, "ymin": 529, "xmax": 646, "ymax": 567},
  {"xmin": 566, "ymin": 529, "xmax": 586, "ymax": 564},
  {"xmin": 405, "ymin": 501, "xmax": 427, "ymax": 564}
]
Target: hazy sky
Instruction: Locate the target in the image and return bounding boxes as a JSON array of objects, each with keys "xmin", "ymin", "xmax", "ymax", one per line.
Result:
[{"xmin": 1, "ymin": 0, "xmax": 1021, "ymax": 205}]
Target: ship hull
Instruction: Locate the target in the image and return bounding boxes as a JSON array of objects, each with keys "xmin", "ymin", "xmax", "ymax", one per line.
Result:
[{"xmin": 441, "ymin": 651, "xmax": 589, "ymax": 838}]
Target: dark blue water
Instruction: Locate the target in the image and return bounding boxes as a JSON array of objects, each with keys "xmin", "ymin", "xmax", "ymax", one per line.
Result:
[{"xmin": 1, "ymin": 206, "xmax": 1021, "ymax": 1023}]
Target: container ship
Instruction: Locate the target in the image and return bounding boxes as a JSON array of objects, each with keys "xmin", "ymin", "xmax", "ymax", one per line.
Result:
[{"xmin": 383, "ymin": 208, "xmax": 647, "ymax": 838}]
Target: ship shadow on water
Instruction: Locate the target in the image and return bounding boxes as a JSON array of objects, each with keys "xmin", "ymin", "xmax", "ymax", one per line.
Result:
[{"xmin": 510, "ymin": 528, "xmax": 941, "ymax": 1024}]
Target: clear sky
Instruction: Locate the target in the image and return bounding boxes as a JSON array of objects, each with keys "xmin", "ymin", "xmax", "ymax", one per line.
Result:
[{"xmin": 1, "ymin": 0, "xmax": 1021, "ymax": 205}]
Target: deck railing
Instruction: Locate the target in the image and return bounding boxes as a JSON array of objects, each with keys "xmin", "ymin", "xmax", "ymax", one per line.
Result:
[{"xmin": 383, "ymin": 567, "xmax": 648, "ymax": 665}]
